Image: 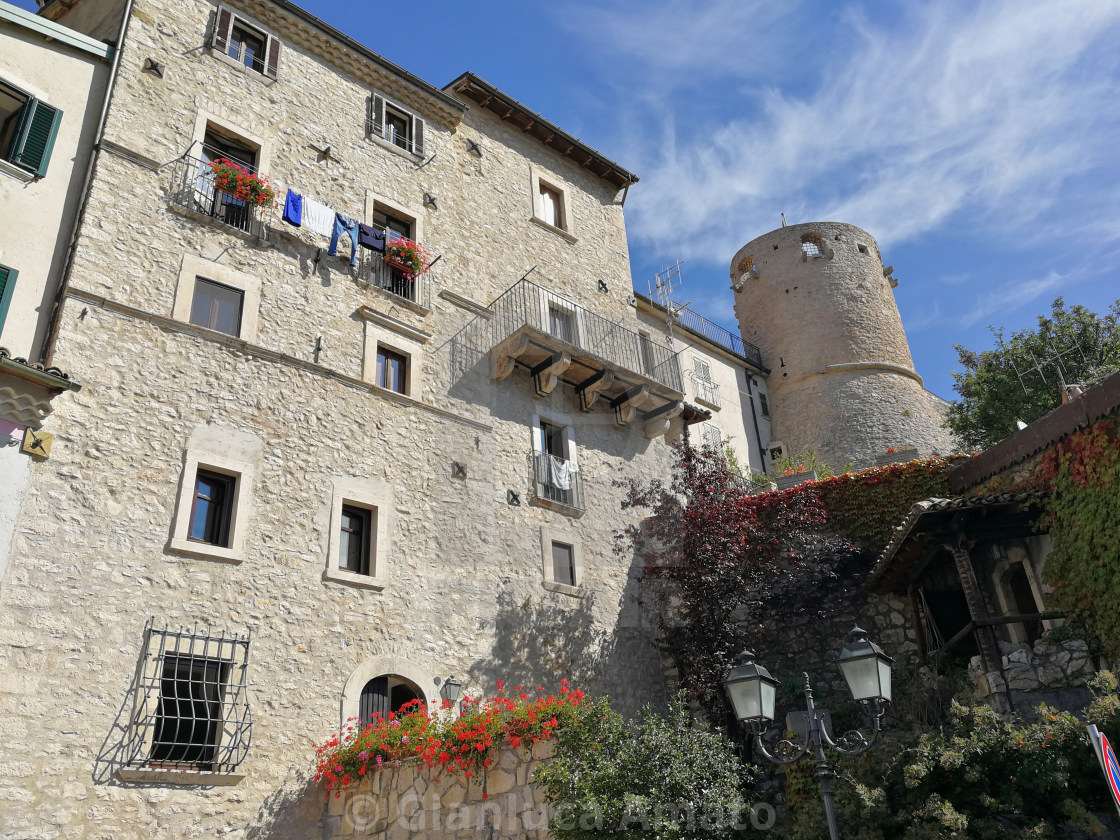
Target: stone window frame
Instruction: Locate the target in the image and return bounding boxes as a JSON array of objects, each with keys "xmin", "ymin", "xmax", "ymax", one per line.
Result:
[
  {"xmin": 340, "ymin": 656, "xmax": 435, "ymax": 728},
  {"xmin": 539, "ymin": 524, "xmax": 584, "ymax": 596},
  {"xmin": 208, "ymin": 5, "xmax": 282, "ymax": 81},
  {"xmin": 529, "ymin": 167, "xmax": 577, "ymax": 243},
  {"xmin": 322, "ymin": 476, "xmax": 393, "ymax": 591},
  {"xmin": 169, "ymin": 448, "xmax": 256, "ymax": 565},
  {"xmin": 366, "ymin": 92, "xmax": 427, "ymax": 160},
  {"xmin": 171, "ymin": 255, "xmax": 261, "ymax": 342},
  {"xmin": 191, "ymin": 110, "xmax": 273, "ymax": 175}
]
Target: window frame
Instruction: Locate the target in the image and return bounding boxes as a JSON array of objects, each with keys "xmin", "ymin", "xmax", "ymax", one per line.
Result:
[
  {"xmin": 210, "ymin": 5, "xmax": 280, "ymax": 80},
  {"xmin": 0, "ymin": 78, "xmax": 62, "ymax": 178},
  {"xmin": 367, "ymin": 93, "xmax": 426, "ymax": 158},
  {"xmin": 189, "ymin": 277, "xmax": 244, "ymax": 336},
  {"xmin": 338, "ymin": 504, "xmax": 374, "ymax": 576},
  {"xmin": 187, "ymin": 468, "xmax": 236, "ymax": 547},
  {"xmin": 374, "ymin": 344, "xmax": 409, "ymax": 394},
  {"xmin": 169, "ymin": 448, "xmax": 256, "ymax": 565},
  {"xmin": 529, "ymin": 169, "xmax": 576, "ymax": 241},
  {"xmin": 323, "ymin": 478, "xmax": 393, "ymax": 590},
  {"xmin": 540, "ymin": 525, "xmax": 584, "ymax": 595},
  {"xmin": 172, "ymin": 255, "xmax": 261, "ymax": 342},
  {"xmin": 0, "ymin": 263, "xmax": 18, "ymax": 335}
]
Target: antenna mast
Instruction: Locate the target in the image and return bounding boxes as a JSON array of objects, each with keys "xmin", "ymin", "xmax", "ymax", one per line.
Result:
[{"xmin": 649, "ymin": 260, "xmax": 689, "ymax": 347}]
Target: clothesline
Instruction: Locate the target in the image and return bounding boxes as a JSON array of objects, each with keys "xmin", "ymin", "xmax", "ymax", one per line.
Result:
[{"xmin": 280, "ymin": 188, "xmax": 392, "ymax": 267}]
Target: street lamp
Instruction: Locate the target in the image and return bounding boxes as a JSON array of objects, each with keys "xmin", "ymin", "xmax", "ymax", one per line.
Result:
[
  {"xmin": 723, "ymin": 627, "xmax": 893, "ymax": 840},
  {"xmin": 439, "ymin": 676, "xmax": 463, "ymax": 708}
]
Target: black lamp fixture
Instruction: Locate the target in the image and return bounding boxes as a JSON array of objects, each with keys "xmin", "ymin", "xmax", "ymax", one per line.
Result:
[
  {"xmin": 439, "ymin": 675, "xmax": 464, "ymax": 707},
  {"xmin": 723, "ymin": 628, "xmax": 892, "ymax": 840}
]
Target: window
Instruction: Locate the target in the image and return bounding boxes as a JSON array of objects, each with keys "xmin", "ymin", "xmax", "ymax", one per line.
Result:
[
  {"xmin": 540, "ymin": 525, "xmax": 583, "ymax": 594},
  {"xmin": 358, "ymin": 675, "xmax": 421, "ymax": 724},
  {"xmin": 801, "ymin": 241, "xmax": 822, "ymax": 259},
  {"xmin": 367, "ymin": 94, "xmax": 425, "ymax": 156},
  {"xmin": 339, "ymin": 505, "xmax": 374, "ymax": 575},
  {"xmin": 0, "ymin": 79, "xmax": 62, "ymax": 177},
  {"xmin": 375, "ymin": 346, "xmax": 408, "ymax": 394},
  {"xmin": 369, "ymin": 207, "xmax": 417, "ymax": 298},
  {"xmin": 115, "ymin": 622, "xmax": 251, "ymax": 785},
  {"xmin": 188, "ymin": 469, "xmax": 235, "ymax": 547},
  {"xmin": 0, "ymin": 263, "xmax": 18, "ymax": 334},
  {"xmin": 692, "ymin": 357, "xmax": 720, "ymax": 408},
  {"xmin": 189, "ymin": 278, "xmax": 244, "ymax": 336},
  {"xmin": 699, "ymin": 422, "xmax": 723, "ymax": 450},
  {"xmin": 539, "ymin": 183, "xmax": 563, "ymax": 229},
  {"xmin": 169, "ymin": 436, "xmax": 257, "ymax": 565},
  {"xmin": 530, "ymin": 415, "xmax": 583, "ymax": 514},
  {"xmin": 758, "ymin": 391, "xmax": 771, "ymax": 419},
  {"xmin": 551, "ymin": 540, "xmax": 575, "ymax": 587},
  {"xmin": 172, "ymin": 256, "xmax": 261, "ymax": 343},
  {"xmin": 548, "ymin": 304, "xmax": 576, "ymax": 344},
  {"xmin": 211, "ymin": 6, "xmax": 280, "ymax": 79}
]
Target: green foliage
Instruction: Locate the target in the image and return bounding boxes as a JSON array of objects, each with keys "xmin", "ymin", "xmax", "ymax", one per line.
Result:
[
  {"xmin": 1037, "ymin": 421, "xmax": 1120, "ymax": 658},
  {"xmin": 773, "ymin": 448, "xmax": 844, "ymax": 479},
  {"xmin": 535, "ymin": 696, "xmax": 754, "ymax": 840},
  {"xmin": 946, "ymin": 297, "xmax": 1120, "ymax": 450},
  {"xmin": 778, "ymin": 672, "xmax": 1120, "ymax": 839}
]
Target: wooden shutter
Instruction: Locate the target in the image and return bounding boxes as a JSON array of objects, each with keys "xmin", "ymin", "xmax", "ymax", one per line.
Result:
[
  {"xmin": 0, "ymin": 265, "xmax": 18, "ymax": 333},
  {"xmin": 264, "ymin": 34, "xmax": 280, "ymax": 79},
  {"xmin": 412, "ymin": 117, "xmax": 424, "ymax": 156},
  {"xmin": 212, "ymin": 6, "xmax": 233, "ymax": 51},
  {"xmin": 358, "ymin": 677, "xmax": 389, "ymax": 724},
  {"xmin": 370, "ymin": 94, "xmax": 385, "ymax": 139},
  {"xmin": 758, "ymin": 391, "xmax": 770, "ymax": 418},
  {"xmin": 10, "ymin": 100, "xmax": 62, "ymax": 177},
  {"xmin": 693, "ymin": 356, "xmax": 711, "ymax": 382}
]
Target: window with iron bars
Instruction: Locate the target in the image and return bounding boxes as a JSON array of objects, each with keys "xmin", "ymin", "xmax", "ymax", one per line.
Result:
[
  {"xmin": 691, "ymin": 357, "xmax": 721, "ymax": 408},
  {"xmin": 120, "ymin": 621, "xmax": 252, "ymax": 779}
]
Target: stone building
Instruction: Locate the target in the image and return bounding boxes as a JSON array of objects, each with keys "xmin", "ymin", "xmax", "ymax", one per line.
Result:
[
  {"xmin": 0, "ymin": 0, "xmax": 111, "ymax": 594},
  {"xmin": 729, "ymin": 221, "xmax": 957, "ymax": 469},
  {"xmin": 0, "ymin": 0, "xmax": 741, "ymax": 835}
]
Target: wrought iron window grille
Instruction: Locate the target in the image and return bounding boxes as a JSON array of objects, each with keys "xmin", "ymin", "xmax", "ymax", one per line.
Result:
[
  {"xmin": 167, "ymin": 148, "xmax": 271, "ymax": 238},
  {"xmin": 121, "ymin": 620, "xmax": 252, "ymax": 775}
]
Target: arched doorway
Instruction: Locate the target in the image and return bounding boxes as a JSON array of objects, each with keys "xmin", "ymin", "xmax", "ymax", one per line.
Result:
[{"xmin": 357, "ymin": 674, "xmax": 423, "ymax": 724}]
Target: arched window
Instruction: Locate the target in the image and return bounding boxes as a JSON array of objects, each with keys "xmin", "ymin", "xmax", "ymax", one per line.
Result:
[{"xmin": 357, "ymin": 674, "xmax": 422, "ymax": 724}]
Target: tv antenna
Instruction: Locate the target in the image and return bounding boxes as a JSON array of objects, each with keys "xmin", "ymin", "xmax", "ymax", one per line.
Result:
[
  {"xmin": 1003, "ymin": 338, "xmax": 1089, "ymax": 398},
  {"xmin": 649, "ymin": 260, "xmax": 690, "ymax": 346}
]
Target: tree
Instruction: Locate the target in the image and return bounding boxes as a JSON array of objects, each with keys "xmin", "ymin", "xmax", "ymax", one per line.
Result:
[{"xmin": 946, "ymin": 298, "xmax": 1120, "ymax": 450}]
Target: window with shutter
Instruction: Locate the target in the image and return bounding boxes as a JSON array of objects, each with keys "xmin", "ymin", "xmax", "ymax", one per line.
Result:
[
  {"xmin": 0, "ymin": 264, "xmax": 17, "ymax": 333},
  {"xmin": 759, "ymin": 391, "xmax": 771, "ymax": 419},
  {"xmin": 0, "ymin": 80, "xmax": 62, "ymax": 177},
  {"xmin": 367, "ymin": 92, "xmax": 424, "ymax": 156},
  {"xmin": 210, "ymin": 6, "xmax": 280, "ymax": 80}
]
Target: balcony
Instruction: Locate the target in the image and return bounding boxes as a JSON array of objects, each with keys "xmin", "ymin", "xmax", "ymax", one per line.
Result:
[
  {"xmin": 357, "ymin": 233, "xmax": 432, "ymax": 312},
  {"xmin": 693, "ymin": 374, "xmax": 721, "ymax": 409},
  {"xmin": 451, "ymin": 280, "xmax": 684, "ymax": 437},
  {"xmin": 670, "ymin": 301, "xmax": 764, "ymax": 369},
  {"xmin": 528, "ymin": 452, "xmax": 585, "ymax": 515},
  {"xmin": 168, "ymin": 153, "xmax": 269, "ymax": 238}
]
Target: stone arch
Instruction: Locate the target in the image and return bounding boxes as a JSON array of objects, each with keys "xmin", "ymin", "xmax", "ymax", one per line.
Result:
[{"xmin": 340, "ymin": 655, "xmax": 437, "ymax": 728}]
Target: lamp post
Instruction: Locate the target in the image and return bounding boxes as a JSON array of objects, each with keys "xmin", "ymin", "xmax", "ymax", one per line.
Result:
[{"xmin": 723, "ymin": 627, "xmax": 893, "ymax": 840}]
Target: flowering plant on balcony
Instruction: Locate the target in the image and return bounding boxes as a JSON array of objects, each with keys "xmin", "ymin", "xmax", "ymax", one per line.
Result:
[
  {"xmin": 208, "ymin": 158, "xmax": 276, "ymax": 208},
  {"xmin": 384, "ymin": 236, "xmax": 431, "ymax": 280}
]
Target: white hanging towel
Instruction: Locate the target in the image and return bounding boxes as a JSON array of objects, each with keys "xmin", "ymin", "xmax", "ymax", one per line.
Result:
[
  {"xmin": 303, "ymin": 197, "xmax": 335, "ymax": 237},
  {"xmin": 549, "ymin": 454, "xmax": 572, "ymax": 490}
]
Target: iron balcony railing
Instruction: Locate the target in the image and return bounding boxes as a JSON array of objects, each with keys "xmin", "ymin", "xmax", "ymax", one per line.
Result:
[
  {"xmin": 529, "ymin": 451, "xmax": 585, "ymax": 512},
  {"xmin": 357, "ymin": 230, "xmax": 432, "ymax": 310},
  {"xmin": 168, "ymin": 152, "xmax": 269, "ymax": 237},
  {"xmin": 474, "ymin": 279, "xmax": 683, "ymax": 393},
  {"xmin": 669, "ymin": 301, "xmax": 763, "ymax": 368},
  {"xmin": 693, "ymin": 374, "xmax": 721, "ymax": 407}
]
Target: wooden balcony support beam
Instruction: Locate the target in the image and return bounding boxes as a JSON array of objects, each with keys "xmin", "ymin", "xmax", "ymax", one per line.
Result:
[{"xmin": 576, "ymin": 369, "xmax": 615, "ymax": 412}]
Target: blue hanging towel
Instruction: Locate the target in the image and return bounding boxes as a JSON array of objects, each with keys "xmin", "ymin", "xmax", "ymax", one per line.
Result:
[{"xmin": 282, "ymin": 189, "xmax": 303, "ymax": 227}]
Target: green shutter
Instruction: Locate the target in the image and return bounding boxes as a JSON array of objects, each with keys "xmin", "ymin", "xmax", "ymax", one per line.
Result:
[
  {"xmin": 0, "ymin": 265, "xmax": 18, "ymax": 335},
  {"xmin": 11, "ymin": 99, "xmax": 62, "ymax": 176}
]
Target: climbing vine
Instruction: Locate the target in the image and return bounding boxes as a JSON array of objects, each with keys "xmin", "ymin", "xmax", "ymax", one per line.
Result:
[{"xmin": 1036, "ymin": 420, "xmax": 1120, "ymax": 657}]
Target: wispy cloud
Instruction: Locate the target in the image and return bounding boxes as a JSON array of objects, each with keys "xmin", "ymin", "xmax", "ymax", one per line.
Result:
[
  {"xmin": 570, "ymin": 0, "xmax": 1120, "ymax": 269},
  {"xmin": 960, "ymin": 271, "xmax": 1069, "ymax": 328}
]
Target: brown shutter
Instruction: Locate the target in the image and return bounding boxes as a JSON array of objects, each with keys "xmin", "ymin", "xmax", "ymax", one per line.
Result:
[
  {"xmin": 412, "ymin": 117, "xmax": 424, "ymax": 156},
  {"xmin": 371, "ymin": 94, "xmax": 385, "ymax": 139},
  {"xmin": 213, "ymin": 7, "xmax": 233, "ymax": 51},
  {"xmin": 265, "ymin": 34, "xmax": 280, "ymax": 79}
]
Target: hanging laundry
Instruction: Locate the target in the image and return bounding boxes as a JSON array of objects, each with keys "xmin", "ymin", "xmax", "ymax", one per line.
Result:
[
  {"xmin": 358, "ymin": 222, "xmax": 386, "ymax": 253},
  {"xmin": 282, "ymin": 189, "xmax": 303, "ymax": 227},
  {"xmin": 549, "ymin": 454, "xmax": 573, "ymax": 490},
  {"xmin": 303, "ymin": 197, "xmax": 335, "ymax": 237},
  {"xmin": 328, "ymin": 213, "xmax": 360, "ymax": 267}
]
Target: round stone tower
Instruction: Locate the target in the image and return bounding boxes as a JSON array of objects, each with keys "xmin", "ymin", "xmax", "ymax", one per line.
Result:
[{"xmin": 730, "ymin": 221, "xmax": 958, "ymax": 468}]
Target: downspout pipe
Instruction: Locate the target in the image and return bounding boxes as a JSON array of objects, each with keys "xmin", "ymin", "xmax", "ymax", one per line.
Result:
[{"xmin": 40, "ymin": 0, "xmax": 136, "ymax": 365}]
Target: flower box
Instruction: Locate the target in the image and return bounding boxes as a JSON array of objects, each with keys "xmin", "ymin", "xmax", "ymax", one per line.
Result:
[
  {"xmin": 208, "ymin": 158, "xmax": 275, "ymax": 208},
  {"xmin": 384, "ymin": 236, "xmax": 431, "ymax": 280}
]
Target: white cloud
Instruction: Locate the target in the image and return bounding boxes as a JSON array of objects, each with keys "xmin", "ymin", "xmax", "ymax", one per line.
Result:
[
  {"xmin": 960, "ymin": 271, "xmax": 1069, "ymax": 328},
  {"xmin": 577, "ymin": 0, "xmax": 1120, "ymax": 267}
]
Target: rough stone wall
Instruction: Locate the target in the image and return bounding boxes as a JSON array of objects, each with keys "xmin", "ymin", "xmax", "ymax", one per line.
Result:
[
  {"xmin": 729, "ymin": 222, "xmax": 958, "ymax": 466},
  {"xmin": 0, "ymin": 0, "xmax": 672, "ymax": 836},
  {"xmin": 325, "ymin": 741, "xmax": 555, "ymax": 840}
]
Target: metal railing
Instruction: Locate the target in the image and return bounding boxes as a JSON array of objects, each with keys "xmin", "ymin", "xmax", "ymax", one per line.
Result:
[
  {"xmin": 358, "ymin": 242, "xmax": 432, "ymax": 309},
  {"xmin": 529, "ymin": 452, "xmax": 585, "ymax": 512},
  {"xmin": 670, "ymin": 301, "xmax": 763, "ymax": 368},
  {"xmin": 168, "ymin": 152, "xmax": 268, "ymax": 237},
  {"xmin": 693, "ymin": 375, "xmax": 721, "ymax": 407},
  {"xmin": 453, "ymin": 279, "xmax": 683, "ymax": 393}
]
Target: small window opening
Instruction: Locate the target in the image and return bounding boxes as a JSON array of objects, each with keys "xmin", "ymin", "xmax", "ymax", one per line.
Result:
[
  {"xmin": 551, "ymin": 540, "xmax": 575, "ymax": 587},
  {"xmin": 857, "ymin": 244, "xmax": 869, "ymax": 254},
  {"xmin": 188, "ymin": 469, "xmax": 235, "ymax": 546}
]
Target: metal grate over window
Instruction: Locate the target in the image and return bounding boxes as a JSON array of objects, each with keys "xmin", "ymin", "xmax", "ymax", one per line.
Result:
[{"xmin": 123, "ymin": 620, "xmax": 253, "ymax": 774}]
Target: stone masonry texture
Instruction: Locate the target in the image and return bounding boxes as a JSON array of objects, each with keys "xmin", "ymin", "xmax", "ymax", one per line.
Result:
[{"xmin": 729, "ymin": 221, "xmax": 958, "ymax": 467}]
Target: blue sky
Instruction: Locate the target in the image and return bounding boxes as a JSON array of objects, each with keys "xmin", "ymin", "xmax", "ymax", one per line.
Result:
[{"xmin": 20, "ymin": 0, "xmax": 1120, "ymax": 398}]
